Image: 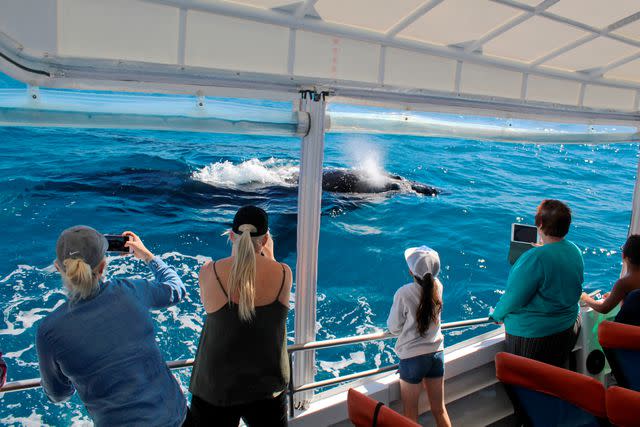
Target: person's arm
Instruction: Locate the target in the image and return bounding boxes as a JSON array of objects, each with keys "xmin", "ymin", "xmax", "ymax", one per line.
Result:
[
  {"xmin": 490, "ymin": 253, "xmax": 542, "ymax": 322},
  {"xmin": 124, "ymin": 231, "xmax": 186, "ymax": 309},
  {"xmin": 581, "ymin": 279, "xmax": 627, "ymax": 314},
  {"xmin": 36, "ymin": 327, "xmax": 75, "ymax": 403},
  {"xmin": 387, "ymin": 289, "xmax": 406, "ymax": 335}
]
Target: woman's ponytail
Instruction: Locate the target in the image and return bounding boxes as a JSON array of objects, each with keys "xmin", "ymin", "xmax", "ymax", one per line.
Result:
[
  {"xmin": 228, "ymin": 224, "xmax": 258, "ymax": 321},
  {"xmin": 415, "ymin": 273, "xmax": 442, "ymax": 336},
  {"xmin": 62, "ymin": 258, "xmax": 100, "ymax": 301}
]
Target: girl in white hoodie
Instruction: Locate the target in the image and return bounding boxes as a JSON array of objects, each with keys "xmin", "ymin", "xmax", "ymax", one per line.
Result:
[{"xmin": 387, "ymin": 246, "xmax": 451, "ymax": 427}]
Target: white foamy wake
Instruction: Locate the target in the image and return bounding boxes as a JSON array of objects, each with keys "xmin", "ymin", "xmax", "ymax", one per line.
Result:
[{"xmin": 192, "ymin": 158, "xmax": 299, "ymax": 188}]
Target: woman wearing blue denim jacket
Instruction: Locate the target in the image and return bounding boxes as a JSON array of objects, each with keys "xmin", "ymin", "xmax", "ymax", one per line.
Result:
[{"xmin": 36, "ymin": 226, "xmax": 189, "ymax": 426}]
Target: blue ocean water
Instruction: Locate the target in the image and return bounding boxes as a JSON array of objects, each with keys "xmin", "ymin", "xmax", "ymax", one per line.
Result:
[{"xmin": 0, "ymin": 122, "xmax": 637, "ymax": 425}]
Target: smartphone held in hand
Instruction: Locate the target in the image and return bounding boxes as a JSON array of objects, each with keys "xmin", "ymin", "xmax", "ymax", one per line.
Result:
[{"xmin": 105, "ymin": 235, "xmax": 130, "ymax": 253}]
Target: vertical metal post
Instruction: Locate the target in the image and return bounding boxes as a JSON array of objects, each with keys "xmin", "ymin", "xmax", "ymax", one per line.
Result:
[
  {"xmin": 620, "ymin": 142, "xmax": 640, "ymax": 278},
  {"xmin": 629, "ymin": 145, "xmax": 640, "ymax": 235},
  {"xmin": 293, "ymin": 90, "xmax": 326, "ymax": 410}
]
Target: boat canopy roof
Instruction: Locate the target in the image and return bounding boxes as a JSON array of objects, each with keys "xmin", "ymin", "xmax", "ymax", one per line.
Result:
[{"xmin": 2, "ymin": 0, "xmax": 640, "ymax": 125}]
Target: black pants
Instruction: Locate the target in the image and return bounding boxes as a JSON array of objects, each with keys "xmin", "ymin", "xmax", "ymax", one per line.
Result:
[
  {"xmin": 505, "ymin": 315, "xmax": 581, "ymax": 368},
  {"xmin": 190, "ymin": 392, "xmax": 288, "ymax": 427}
]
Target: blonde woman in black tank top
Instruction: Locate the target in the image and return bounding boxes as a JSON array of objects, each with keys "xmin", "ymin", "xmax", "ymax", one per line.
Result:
[{"xmin": 189, "ymin": 206, "xmax": 292, "ymax": 427}]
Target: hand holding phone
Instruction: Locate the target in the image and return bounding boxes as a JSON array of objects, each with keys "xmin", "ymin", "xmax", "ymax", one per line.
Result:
[
  {"xmin": 123, "ymin": 231, "xmax": 154, "ymax": 263},
  {"xmin": 105, "ymin": 235, "xmax": 130, "ymax": 253}
]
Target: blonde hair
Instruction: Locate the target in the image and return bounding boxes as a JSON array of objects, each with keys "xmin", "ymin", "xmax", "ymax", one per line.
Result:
[
  {"xmin": 62, "ymin": 258, "xmax": 101, "ymax": 301},
  {"xmin": 228, "ymin": 224, "xmax": 263, "ymax": 321}
]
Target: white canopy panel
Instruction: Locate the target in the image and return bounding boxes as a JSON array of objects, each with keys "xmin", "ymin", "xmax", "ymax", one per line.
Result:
[{"xmin": 2, "ymin": 0, "xmax": 640, "ymax": 123}]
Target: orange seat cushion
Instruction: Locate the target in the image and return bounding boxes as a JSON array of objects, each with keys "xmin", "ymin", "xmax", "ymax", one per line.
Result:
[
  {"xmin": 599, "ymin": 321, "xmax": 640, "ymax": 350},
  {"xmin": 495, "ymin": 352, "xmax": 606, "ymax": 418},
  {"xmin": 606, "ymin": 386, "xmax": 640, "ymax": 427},
  {"xmin": 347, "ymin": 388, "xmax": 420, "ymax": 427}
]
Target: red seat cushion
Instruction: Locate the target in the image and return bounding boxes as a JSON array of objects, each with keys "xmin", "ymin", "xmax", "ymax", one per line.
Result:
[
  {"xmin": 347, "ymin": 389, "xmax": 420, "ymax": 427},
  {"xmin": 599, "ymin": 321, "xmax": 640, "ymax": 350},
  {"xmin": 495, "ymin": 352, "xmax": 606, "ymax": 418},
  {"xmin": 606, "ymin": 386, "xmax": 640, "ymax": 427}
]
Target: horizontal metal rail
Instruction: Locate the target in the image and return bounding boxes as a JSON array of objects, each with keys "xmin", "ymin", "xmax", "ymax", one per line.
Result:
[
  {"xmin": 294, "ymin": 365, "xmax": 398, "ymax": 393},
  {"xmin": 0, "ymin": 378, "xmax": 41, "ymax": 393},
  {"xmin": 285, "ymin": 317, "xmax": 493, "ymax": 416},
  {"xmin": 287, "ymin": 317, "xmax": 491, "ymax": 353},
  {"xmin": 0, "ymin": 316, "xmax": 493, "ymax": 394}
]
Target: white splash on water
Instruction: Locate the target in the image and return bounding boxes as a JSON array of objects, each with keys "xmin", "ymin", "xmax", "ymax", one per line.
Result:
[
  {"xmin": 0, "ymin": 410, "xmax": 44, "ymax": 427},
  {"xmin": 319, "ymin": 351, "xmax": 367, "ymax": 378},
  {"xmin": 192, "ymin": 158, "xmax": 298, "ymax": 188},
  {"xmin": 337, "ymin": 223, "xmax": 383, "ymax": 235},
  {"xmin": 342, "ymin": 137, "xmax": 388, "ymax": 187},
  {"xmin": 3, "ymin": 344, "xmax": 34, "ymax": 360}
]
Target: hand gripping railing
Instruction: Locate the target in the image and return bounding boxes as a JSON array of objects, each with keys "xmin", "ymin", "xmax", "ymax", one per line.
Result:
[{"xmin": 0, "ymin": 317, "xmax": 493, "ymax": 415}]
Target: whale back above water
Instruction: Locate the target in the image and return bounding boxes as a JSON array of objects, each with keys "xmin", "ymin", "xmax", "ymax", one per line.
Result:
[{"xmin": 321, "ymin": 169, "xmax": 439, "ymax": 196}]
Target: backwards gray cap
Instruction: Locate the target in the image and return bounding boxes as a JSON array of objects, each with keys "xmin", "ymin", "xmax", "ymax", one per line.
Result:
[{"xmin": 56, "ymin": 226, "xmax": 108, "ymax": 271}]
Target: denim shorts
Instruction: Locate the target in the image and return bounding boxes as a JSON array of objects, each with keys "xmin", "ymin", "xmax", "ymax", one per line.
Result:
[{"xmin": 398, "ymin": 351, "xmax": 445, "ymax": 384}]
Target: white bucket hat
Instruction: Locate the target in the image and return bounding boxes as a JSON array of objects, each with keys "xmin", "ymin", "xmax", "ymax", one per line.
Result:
[{"xmin": 404, "ymin": 246, "xmax": 440, "ymax": 279}]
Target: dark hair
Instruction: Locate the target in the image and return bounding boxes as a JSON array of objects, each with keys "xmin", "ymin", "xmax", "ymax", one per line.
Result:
[
  {"xmin": 623, "ymin": 235, "xmax": 640, "ymax": 266},
  {"xmin": 415, "ymin": 273, "xmax": 442, "ymax": 336},
  {"xmin": 534, "ymin": 199, "xmax": 571, "ymax": 238}
]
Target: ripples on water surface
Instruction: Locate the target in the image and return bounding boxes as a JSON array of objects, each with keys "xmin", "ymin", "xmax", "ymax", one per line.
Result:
[{"xmin": 0, "ymin": 125, "xmax": 637, "ymax": 425}]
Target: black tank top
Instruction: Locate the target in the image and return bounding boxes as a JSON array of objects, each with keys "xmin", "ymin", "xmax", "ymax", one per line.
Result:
[{"xmin": 189, "ymin": 262, "xmax": 290, "ymax": 406}]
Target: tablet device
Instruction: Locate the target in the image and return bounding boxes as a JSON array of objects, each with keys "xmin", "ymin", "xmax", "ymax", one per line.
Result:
[
  {"xmin": 508, "ymin": 224, "xmax": 538, "ymax": 265},
  {"xmin": 511, "ymin": 223, "xmax": 538, "ymax": 244}
]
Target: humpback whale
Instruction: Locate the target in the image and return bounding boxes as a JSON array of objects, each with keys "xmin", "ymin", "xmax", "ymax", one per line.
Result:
[{"xmin": 320, "ymin": 169, "xmax": 439, "ymax": 196}]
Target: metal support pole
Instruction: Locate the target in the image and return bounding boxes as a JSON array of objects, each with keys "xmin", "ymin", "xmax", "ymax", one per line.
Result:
[
  {"xmin": 622, "ymin": 143, "xmax": 640, "ymax": 278},
  {"xmin": 629, "ymin": 144, "xmax": 640, "ymax": 236},
  {"xmin": 293, "ymin": 90, "xmax": 326, "ymax": 410}
]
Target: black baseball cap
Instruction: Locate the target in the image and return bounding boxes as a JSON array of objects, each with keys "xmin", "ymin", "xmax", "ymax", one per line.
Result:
[{"xmin": 232, "ymin": 205, "xmax": 268, "ymax": 236}]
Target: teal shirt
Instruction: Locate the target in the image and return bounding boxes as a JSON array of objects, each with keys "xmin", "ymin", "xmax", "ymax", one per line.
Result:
[{"xmin": 491, "ymin": 239, "xmax": 584, "ymax": 338}]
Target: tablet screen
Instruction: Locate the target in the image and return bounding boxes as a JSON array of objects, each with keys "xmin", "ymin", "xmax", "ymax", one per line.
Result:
[{"xmin": 513, "ymin": 224, "xmax": 538, "ymax": 243}]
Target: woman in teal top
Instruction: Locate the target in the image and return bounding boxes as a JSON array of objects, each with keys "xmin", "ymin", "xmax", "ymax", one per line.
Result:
[{"xmin": 490, "ymin": 199, "xmax": 584, "ymax": 367}]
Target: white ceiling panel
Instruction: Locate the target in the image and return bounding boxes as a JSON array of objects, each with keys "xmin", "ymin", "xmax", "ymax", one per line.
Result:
[
  {"xmin": 185, "ymin": 11, "xmax": 289, "ymax": 74},
  {"xmin": 606, "ymin": 58, "xmax": 640, "ymax": 83},
  {"xmin": 398, "ymin": 0, "xmax": 520, "ymax": 46},
  {"xmin": 547, "ymin": 0, "xmax": 639, "ymax": 29},
  {"xmin": 484, "ymin": 16, "xmax": 587, "ymax": 63},
  {"xmin": 460, "ymin": 63, "xmax": 522, "ymax": 98},
  {"xmin": 542, "ymin": 37, "xmax": 638, "ymax": 72},
  {"xmin": 315, "ymin": 0, "xmax": 425, "ymax": 33},
  {"xmin": 295, "ymin": 31, "xmax": 380, "ymax": 82},
  {"xmin": 526, "ymin": 75, "xmax": 581, "ymax": 105},
  {"xmin": 583, "ymin": 84, "xmax": 636, "ymax": 110},
  {"xmin": 58, "ymin": 0, "xmax": 179, "ymax": 64},
  {"xmin": 0, "ymin": 0, "xmax": 57, "ymax": 56},
  {"xmin": 384, "ymin": 48, "xmax": 457, "ymax": 91}
]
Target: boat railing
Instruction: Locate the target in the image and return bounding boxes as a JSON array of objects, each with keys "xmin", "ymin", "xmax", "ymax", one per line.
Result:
[
  {"xmin": 285, "ymin": 316, "xmax": 493, "ymax": 416},
  {"xmin": 1, "ymin": 289, "xmax": 604, "ymax": 416},
  {"xmin": 0, "ymin": 316, "xmax": 494, "ymax": 416}
]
